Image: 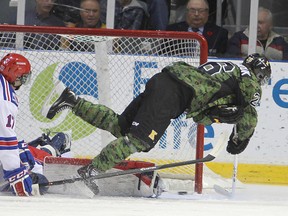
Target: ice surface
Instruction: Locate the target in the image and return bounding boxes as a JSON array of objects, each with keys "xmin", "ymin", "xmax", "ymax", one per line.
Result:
[{"xmin": 1, "ymin": 183, "xmax": 288, "ymax": 216}]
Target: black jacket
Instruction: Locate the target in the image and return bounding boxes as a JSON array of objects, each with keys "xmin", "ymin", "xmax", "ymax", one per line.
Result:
[{"xmin": 166, "ymin": 21, "xmax": 228, "ymax": 56}]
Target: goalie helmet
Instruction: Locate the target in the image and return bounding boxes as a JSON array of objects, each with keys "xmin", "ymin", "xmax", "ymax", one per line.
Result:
[
  {"xmin": 243, "ymin": 53, "xmax": 271, "ymax": 85},
  {"xmin": 0, "ymin": 53, "xmax": 31, "ymax": 88}
]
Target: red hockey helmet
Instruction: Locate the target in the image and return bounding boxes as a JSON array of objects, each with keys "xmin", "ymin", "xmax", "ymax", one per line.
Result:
[{"xmin": 0, "ymin": 53, "xmax": 31, "ymax": 85}]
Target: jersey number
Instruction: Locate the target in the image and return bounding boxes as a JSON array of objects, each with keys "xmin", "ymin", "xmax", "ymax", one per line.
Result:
[
  {"xmin": 199, "ymin": 62, "xmax": 235, "ymax": 76},
  {"xmin": 6, "ymin": 114, "xmax": 15, "ymax": 129}
]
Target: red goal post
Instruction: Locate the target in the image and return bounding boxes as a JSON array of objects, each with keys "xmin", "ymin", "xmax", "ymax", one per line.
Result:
[{"xmin": 0, "ymin": 25, "xmax": 208, "ymax": 193}]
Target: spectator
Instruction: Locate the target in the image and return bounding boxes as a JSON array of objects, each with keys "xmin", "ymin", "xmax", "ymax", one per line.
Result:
[
  {"xmin": 115, "ymin": 0, "xmax": 149, "ymax": 30},
  {"xmin": 77, "ymin": 0, "xmax": 106, "ymax": 28},
  {"xmin": 172, "ymin": 0, "xmax": 228, "ymax": 25},
  {"xmin": 166, "ymin": 0, "xmax": 228, "ymax": 56},
  {"xmin": 226, "ymin": 7, "xmax": 288, "ymax": 60},
  {"xmin": 67, "ymin": 0, "xmax": 105, "ymax": 51},
  {"xmin": 22, "ymin": 0, "xmax": 66, "ymax": 27},
  {"xmin": 5, "ymin": 0, "xmax": 66, "ymax": 50},
  {"xmin": 142, "ymin": 0, "xmax": 171, "ymax": 30},
  {"xmin": 52, "ymin": 0, "xmax": 81, "ymax": 27}
]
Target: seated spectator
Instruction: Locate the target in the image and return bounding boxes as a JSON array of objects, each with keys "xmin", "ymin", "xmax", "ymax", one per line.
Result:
[
  {"xmin": 172, "ymin": 0, "xmax": 228, "ymax": 25},
  {"xmin": 77, "ymin": 0, "xmax": 106, "ymax": 28},
  {"xmin": 3, "ymin": 0, "xmax": 66, "ymax": 51},
  {"xmin": 166, "ymin": 0, "xmax": 228, "ymax": 56},
  {"xmin": 67, "ymin": 0, "xmax": 106, "ymax": 51},
  {"xmin": 22, "ymin": 0, "xmax": 65, "ymax": 27},
  {"xmin": 115, "ymin": 0, "xmax": 149, "ymax": 30},
  {"xmin": 226, "ymin": 7, "xmax": 288, "ymax": 60},
  {"xmin": 52, "ymin": 0, "xmax": 82, "ymax": 27}
]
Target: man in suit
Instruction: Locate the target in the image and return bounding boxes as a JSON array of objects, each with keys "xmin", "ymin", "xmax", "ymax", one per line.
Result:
[{"xmin": 166, "ymin": 0, "xmax": 228, "ymax": 57}]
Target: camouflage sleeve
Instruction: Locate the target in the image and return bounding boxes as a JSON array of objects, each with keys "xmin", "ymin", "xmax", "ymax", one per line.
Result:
[
  {"xmin": 235, "ymin": 105, "xmax": 258, "ymax": 141},
  {"xmin": 192, "ymin": 111, "xmax": 214, "ymax": 125}
]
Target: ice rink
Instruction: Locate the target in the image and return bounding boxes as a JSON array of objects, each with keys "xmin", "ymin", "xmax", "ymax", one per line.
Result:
[{"xmin": 1, "ymin": 183, "xmax": 288, "ymax": 216}]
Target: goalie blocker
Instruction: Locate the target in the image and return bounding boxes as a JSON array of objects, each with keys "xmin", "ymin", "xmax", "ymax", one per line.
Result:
[{"xmin": 43, "ymin": 157, "xmax": 164, "ymax": 198}]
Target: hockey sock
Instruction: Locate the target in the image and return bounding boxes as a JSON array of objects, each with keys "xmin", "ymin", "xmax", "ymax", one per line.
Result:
[{"xmin": 74, "ymin": 99, "xmax": 122, "ymax": 138}]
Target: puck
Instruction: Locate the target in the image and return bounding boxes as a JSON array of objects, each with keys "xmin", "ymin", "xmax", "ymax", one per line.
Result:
[{"xmin": 178, "ymin": 191, "xmax": 187, "ymax": 195}]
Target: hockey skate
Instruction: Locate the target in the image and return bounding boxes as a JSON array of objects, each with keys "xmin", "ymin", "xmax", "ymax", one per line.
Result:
[
  {"xmin": 77, "ymin": 164, "xmax": 100, "ymax": 195},
  {"xmin": 46, "ymin": 87, "xmax": 79, "ymax": 119}
]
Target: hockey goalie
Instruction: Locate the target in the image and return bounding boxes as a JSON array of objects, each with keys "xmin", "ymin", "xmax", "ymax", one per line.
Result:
[{"xmin": 44, "ymin": 157, "xmax": 164, "ymax": 198}]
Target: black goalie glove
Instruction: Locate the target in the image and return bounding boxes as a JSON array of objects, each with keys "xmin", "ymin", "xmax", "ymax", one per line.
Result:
[
  {"xmin": 226, "ymin": 129, "xmax": 249, "ymax": 155},
  {"xmin": 209, "ymin": 105, "xmax": 244, "ymax": 124}
]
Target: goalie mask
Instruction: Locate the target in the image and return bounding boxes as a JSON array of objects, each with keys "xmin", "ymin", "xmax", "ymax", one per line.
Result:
[
  {"xmin": 243, "ymin": 53, "xmax": 271, "ymax": 85},
  {"xmin": 0, "ymin": 53, "xmax": 32, "ymax": 90}
]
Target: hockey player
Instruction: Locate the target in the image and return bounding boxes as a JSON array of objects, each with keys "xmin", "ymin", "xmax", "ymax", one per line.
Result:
[
  {"xmin": 0, "ymin": 53, "xmax": 33, "ymax": 196},
  {"xmin": 45, "ymin": 53, "xmax": 271, "ymax": 193},
  {"xmin": 0, "ymin": 131, "xmax": 72, "ymax": 195}
]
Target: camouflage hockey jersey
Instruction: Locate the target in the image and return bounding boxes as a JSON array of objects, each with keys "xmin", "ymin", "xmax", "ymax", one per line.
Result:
[{"xmin": 163, "ymin": 61, "xmax": 262, "ymax": 142}]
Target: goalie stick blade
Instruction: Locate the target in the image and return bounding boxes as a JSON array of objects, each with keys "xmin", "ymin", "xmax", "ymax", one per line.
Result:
[
  {"xmin": 41, "ymin": 81, "xmax": 66, "ymax": 117},
  {"xmin": 39, "ymin": 131, "xmax": 228, "ymax": 187}
]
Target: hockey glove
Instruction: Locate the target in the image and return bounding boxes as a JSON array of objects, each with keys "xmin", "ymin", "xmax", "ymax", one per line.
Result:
[
  {"xmin": 209, "ymin": 105, "xmax": 244, "ymax": 124},
  {"xmin": 18, "ymin": 140, "xmax": 35, "ymax": 171},
  {"xmin": 226, "ymin": 130, "xmax": 250, "ymax": 155},
  {"xmin": 50, "ymin": 132, "xmax": 71, "ymax": 155},
  {"xmin": 4, "ymin": 166, "xmax": 33, "ymax": 196}
]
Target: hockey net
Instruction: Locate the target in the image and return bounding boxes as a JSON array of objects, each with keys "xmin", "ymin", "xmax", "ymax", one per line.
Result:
[{"xmin": 0, "ymin": 25, "xmax": 207, "ymax": 193}]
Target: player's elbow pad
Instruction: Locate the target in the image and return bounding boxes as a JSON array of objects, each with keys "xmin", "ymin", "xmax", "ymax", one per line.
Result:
[{"xmin": 209, "ymin": 105, "xmax": 244, "ymax": 124}]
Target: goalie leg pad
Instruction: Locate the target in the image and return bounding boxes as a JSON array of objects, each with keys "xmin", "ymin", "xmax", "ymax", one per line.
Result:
[
  {"xmin": 4, "ymin": 166, "xmax": 33, "ymax": 196},
  {"xmin": 114, "ymin": 160, "xmax": 165, "ymax": 197}
]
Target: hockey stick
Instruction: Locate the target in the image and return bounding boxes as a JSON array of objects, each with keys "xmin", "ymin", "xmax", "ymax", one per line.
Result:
[
  {"xmin": 213, "ymin": 154, "xmax": 238, "ymax": 197},
  {"xmin": 214, "ymin": 126, "xmax": 239, "ymax": 198},
  {"xmin": 39, "ymin": 131, "xmax": 228, "ymax": 187}
]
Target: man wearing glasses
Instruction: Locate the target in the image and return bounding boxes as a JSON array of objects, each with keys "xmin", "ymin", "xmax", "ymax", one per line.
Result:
[{"xmin": 167, "ymin": 0, "xmax": 228, "ymax": 57}]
